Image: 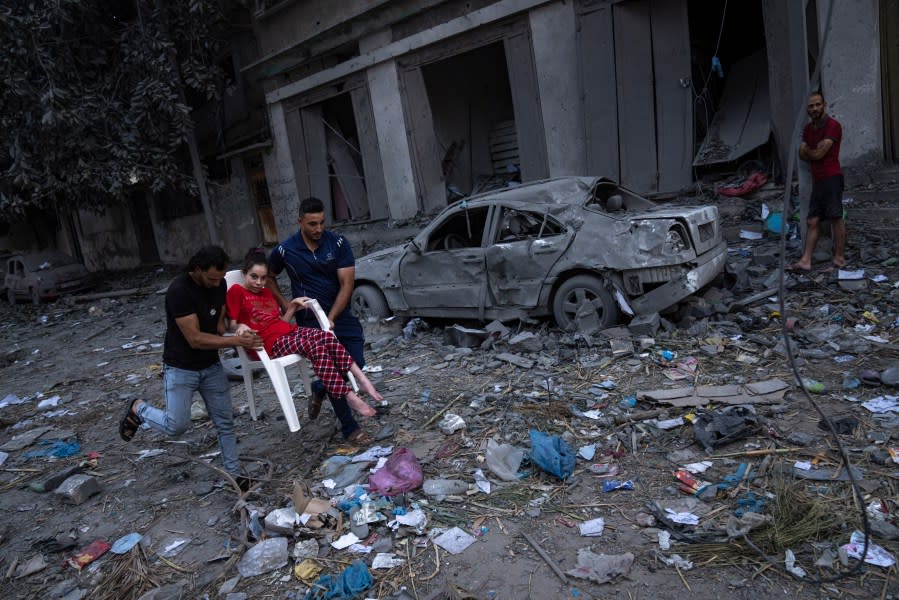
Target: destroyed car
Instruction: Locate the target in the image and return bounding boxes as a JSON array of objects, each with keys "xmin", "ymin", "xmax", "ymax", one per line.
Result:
[
  {"xmin": 5, "ymin": 251, "xmax": 95, "ymax": 304},
  {"xmin": 351, "ymin": 177, "xmax": 727, "ymax": 330}
]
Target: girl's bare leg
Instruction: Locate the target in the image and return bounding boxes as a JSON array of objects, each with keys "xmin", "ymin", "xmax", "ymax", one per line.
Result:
[
  {"xmin": 345, "ymin": 390, "xmax": 377, "ymax": 417},
  {"xmin": 349, "ymin": 363, "xmax": 383, "ymax": 402}
]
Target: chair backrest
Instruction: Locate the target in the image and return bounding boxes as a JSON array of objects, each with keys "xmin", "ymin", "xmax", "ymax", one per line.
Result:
[{"xmin": 225, "ymin": 269, "xmax": 243, "ymax": 290}]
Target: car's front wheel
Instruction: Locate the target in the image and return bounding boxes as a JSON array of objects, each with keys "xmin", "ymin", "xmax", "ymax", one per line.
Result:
[
  {"xmin": 552, "ymin": 275, "xmax": 619, "ymax": 331},
  {"xmin": 351, "ymin": 285, "xmax": 390, "ymax": 320}
]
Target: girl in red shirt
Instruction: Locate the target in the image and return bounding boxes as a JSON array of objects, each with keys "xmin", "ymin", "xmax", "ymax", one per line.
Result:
[{"xmin": 227, "ymin": 250, "xmax": 380, "ymax": 418}]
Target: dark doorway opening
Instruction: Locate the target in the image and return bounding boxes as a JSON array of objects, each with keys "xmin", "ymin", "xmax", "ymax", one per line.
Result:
[
  {"xmin": 320, "ymin": 92, "xmax": 369, "ymax": 221},
  {"xmin": 420, "ymin": 41, "xmax": 516, "ymax": 198},
  {"xmin": 688, "ymin": 0, "xmax": 774, "ymax": 177}
]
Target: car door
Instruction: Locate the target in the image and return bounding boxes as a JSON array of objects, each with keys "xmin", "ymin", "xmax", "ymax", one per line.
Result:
[
  {"xmin": 398, "ymin": 205, "xmax": 493, "ymax": 314},
  {"xmin": 485, "ymin": 207, "xmax": 572, "ymax": 307}
]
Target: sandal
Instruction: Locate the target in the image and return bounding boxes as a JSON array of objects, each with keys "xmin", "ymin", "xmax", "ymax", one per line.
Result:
[
  {"xmin": 346, "ymin": 429, "xmax": 374, "ymax": 446},
  {"xmin": 308, "ymin": 388, "xmax": 326, "ymax": 421},
  {"xmin": 119, "ymin": 399, "xmax": 142, "ymax": 442}
]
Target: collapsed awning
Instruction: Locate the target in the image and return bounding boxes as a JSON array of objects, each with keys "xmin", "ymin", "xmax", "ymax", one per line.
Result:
[{"xmin": 693, "ymin": 51, "xmax": 770, "ymax": 166}]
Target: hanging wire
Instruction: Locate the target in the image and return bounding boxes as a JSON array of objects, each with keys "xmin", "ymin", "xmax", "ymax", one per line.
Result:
[{"xmin": 769, "ymin": 0, "xmax": 870, "ymax": 582}]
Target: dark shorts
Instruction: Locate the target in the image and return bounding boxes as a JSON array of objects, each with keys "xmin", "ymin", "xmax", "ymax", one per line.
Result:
[{"xmin": 809, "ymin": 174, "xmax": 844, "ymax": 220}]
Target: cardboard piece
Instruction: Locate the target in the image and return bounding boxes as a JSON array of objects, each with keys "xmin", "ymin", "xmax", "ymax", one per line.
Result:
[{"xmin": 638, "ymin": 379, "xmax": 790, "ymax": 408}]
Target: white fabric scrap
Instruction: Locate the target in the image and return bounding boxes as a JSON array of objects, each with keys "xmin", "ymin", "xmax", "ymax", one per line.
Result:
[
  {"xmin": 837, "ymin": 269, "xmax": 864, "ymax": 280},
  {"xmin": 862, "ymin": 396, "xmax": 899, "ymax": 414},
  {"xmin": 432, "ymin": 527, "xmax": 477, "ymax": 555},
  {"xmin": 683, "ymin": 461, "xmax": 713, "ymax": 474},
  {"xmin": 793, "ymin": 461, "xmax": 813, "ymax": 471},
  {"xmin": 665, "ymin": 509, "xmax": 699, "ymax": 525},
  {"xmin": 659, "ymin": 554, "xmax": 693, "ymax": 570},
  {"xmin": 352, "ymin": 445, "xmax": 393, "ymax": 463},
  {"xmin": 658, "ymin": 530, "xmax": 671, "ymax": 550},
  {"xmin": 578, "ymin": 517, "xmax": 605, "ymax": 537},
  {"xmin": 842, "ymin": 531, "xmax": 896, "ymax": 567},
  {"xmin": 372, "ymin": 553, "xmax": 405, "ymax": 569},
  {"xmin": 785, "ymin": 549, "xmax": 806, "ymax": 578},
  {"xmin": 473, "ymin": 469, "xmax": 491, "ymax": 494},
  {"xmin": 331, "ymin": 533, "xmax": 360, "ymax": 549},
  {"xmin": 578, "ymin": 444, "xmax": 596, "ymax": 461}
]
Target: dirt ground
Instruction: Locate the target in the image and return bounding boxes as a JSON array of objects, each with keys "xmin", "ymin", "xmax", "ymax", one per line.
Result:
[{"xmin": 1, "ymin": 191, "xmax": 898, "ymax": 600}]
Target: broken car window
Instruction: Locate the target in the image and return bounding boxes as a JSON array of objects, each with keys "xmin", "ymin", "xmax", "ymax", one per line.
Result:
[
  {"xmin": 497, "ymin": 208, "xmax": 563, "ymax": 242},
  {"xmin": 426, "ymin": 206, "xmax": 490, "ymax": 251}
]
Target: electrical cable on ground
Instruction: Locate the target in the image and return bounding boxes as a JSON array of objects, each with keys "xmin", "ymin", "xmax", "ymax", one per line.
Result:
[{"xmin": 773, "ymin": 0, "xmax": 871, "ymax": 583}]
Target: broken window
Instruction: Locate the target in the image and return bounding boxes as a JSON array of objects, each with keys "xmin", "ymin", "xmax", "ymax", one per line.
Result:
[
  {"xmin": 496, "ymin": 208, "xmax": 563, "ymax": 242},
  {"xmin": 425, "ymin": 206, "xmax": 489, "ymax": 251}
]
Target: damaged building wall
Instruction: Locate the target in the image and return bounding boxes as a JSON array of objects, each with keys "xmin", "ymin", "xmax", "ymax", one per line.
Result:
[
  {"xmin": 253, "ymin": 0, "xmax": 891, "ymax": 246},
  {"xmin": 265, "ymin": 102, "xmax": 302, "ymax": 240},
  {"xmin": 817, "ymin": 0, "xmax": 883, "ymax": 165},
  {"xmin": 208, "ymin": 158, "xmax": 261, "ymax": 260},
  {"xmin": 252, "ymin": 0, "xmax": 390, "ymax": 61},
  {"xmin": 530, "ymin": 1, "xmax": 585, "ymax": 177},
  {"xmin": 145, "ymin": 198, "xmax": 210, "ymax": 267},
  {"xmin": 74, "ymin": 206, "xmax": 142, "ymax": 272},
  {"xmin": 367, "ymin": 58, "xmax": 420, "ymax": 220}
]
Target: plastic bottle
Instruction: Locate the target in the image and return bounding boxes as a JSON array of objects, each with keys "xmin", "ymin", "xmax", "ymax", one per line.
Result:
[
  {"xmin": 618, "ymin": 396, "xmax": 637, "ymax": 409},
  {"xmin": 422, "ymin": 478, "xmax": 468, "ymax": 496}
]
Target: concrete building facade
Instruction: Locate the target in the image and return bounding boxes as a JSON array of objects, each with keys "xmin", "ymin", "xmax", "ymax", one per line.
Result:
[
  {"xmin": 9, "ymin": 0, "xmax": 892, "ymax": 272},
  {"xmin": 241, "ymin": 0, "xmax": 894, "ymax": 245}
]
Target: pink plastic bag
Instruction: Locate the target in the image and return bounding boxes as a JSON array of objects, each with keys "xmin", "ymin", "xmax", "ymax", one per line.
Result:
[{"xmin": 368, "ymin": 448, "xmax": 423, "ymax": 495}]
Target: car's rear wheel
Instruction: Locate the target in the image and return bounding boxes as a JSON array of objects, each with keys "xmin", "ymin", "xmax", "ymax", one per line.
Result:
[
  {"xmin": 351, "ymin": 285, "xmax": 390, "ymax": 320},
  {"xmin": 552, "ymin": 275, "xmax": 618, "ymax": 331}
]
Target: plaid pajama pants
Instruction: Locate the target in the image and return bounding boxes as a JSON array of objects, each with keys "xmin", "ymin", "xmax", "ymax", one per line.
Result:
[{"xmin": 271, "ymin": 327, "xmax": 353, "ymax": 398}]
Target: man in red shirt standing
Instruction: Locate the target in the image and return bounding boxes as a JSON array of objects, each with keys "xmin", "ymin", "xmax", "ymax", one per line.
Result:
[{"xmin": 790, "ymin": 92, "xmax": 846, "ymax": 271}]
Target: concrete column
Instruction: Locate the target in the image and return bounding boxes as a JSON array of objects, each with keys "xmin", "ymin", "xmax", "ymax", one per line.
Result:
[
  {"xmin": 367, "ymin": 59, "xmax": 418, "ymax": 220},
  {"xmin": 818, "ymin": 0, "xmax": 883, "ymax": 165},
  {"xmin": 265, "ymin": 101, "xmax": 301, "ymax": 240},
  {"xmin": 761, "ymin": 0, "xmax": 808, "ymax": 176},
  {"xmin": 529, "ymin": 1, "xmax": 586, "ymax": 177}
]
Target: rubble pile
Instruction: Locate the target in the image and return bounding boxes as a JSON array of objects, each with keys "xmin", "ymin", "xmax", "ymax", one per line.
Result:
[{"xmin": 0, "ymin": 198, "xmax": 898, "ymax": 599}]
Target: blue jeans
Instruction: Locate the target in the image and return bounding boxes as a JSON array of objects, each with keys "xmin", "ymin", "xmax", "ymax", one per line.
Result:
[
  {"xmin": 303, "ymin": 314, "xmax": 364, "ymax": 438},
  {"xmin": 138, "ymin": 363, "xmax": 240, "ymax": 475}
]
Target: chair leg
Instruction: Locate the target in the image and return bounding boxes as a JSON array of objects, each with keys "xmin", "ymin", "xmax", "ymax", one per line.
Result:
[
  {"xmin": 244, "ymin": 370, "xmax": 257, "ymax": 421},
  {"xmin": 299, "ymin": 361, "xmax": 313, "ymax": 399},
  {"xmin": 269, "ymin": 366, "xmax": 301, "ymax": 432}
]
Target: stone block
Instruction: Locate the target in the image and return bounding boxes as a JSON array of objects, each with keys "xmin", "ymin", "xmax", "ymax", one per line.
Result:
[{"xmin": 54, "ymin": 474, "xmax": 101, "ymax": 505}]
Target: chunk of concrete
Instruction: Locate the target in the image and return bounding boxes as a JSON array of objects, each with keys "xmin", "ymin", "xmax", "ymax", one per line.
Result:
[
  {"xmin": 30, "ymin": 465, "xmax": 83, "ymax": 493},
  {"xmin": 508, "ymin": 331, "xmax": 543, "ymax": 352},
  {"xmin": 54, "ymin": 474, "xmax": 101, "ymax": 505},
  {"xmin": 484, "ymin": 320, "xmax": 511, "ymax": 339},
  {"xmin": 495, "ymin": 353, "xmax": 535, "ymax": 369},
  {"xmin": 444, "ymin": 324, "xmax": 488, "ymax": 348},
  {"xmin": 628, "ymin": 313, "xmax": 660, "ymax": 336}
]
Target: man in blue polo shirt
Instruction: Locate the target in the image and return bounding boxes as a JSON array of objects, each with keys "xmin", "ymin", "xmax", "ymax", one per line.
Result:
[{"xmin": 267, "ymin": 197, "xmax": 372, "ymax": 445}]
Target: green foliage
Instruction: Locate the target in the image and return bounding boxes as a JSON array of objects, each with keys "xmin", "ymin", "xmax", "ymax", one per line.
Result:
[{"xmin": 0, "ymin": 0, "xmax": 232, "ymax": 220}]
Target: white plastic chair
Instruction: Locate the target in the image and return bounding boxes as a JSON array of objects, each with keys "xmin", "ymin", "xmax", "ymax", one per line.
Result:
[{"xmin": 224, "ymin": 270, "xmax": 357, "ymax": 433}]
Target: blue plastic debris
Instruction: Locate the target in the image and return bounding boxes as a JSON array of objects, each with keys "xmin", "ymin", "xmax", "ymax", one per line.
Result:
[
  {"xmin": 303, "ymin": 560, "xmax": 372, "ymax": 600},
  {"xmin": 23, "ymin": 439, "xmax": 80, "ymax": 459},
  {"xmin": 602, "ymin": 479, "xmax": 635, "ymax": 492},
  {"xmin": 529, "ymin": 430, "xmax": 575, "ymax": 479}
]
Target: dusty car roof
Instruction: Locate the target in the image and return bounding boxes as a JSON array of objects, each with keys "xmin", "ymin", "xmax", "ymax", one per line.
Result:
[
  {"xmin": 463, "ymin": 176, "xmax": 604, "ymax": 208},
  {"xmin": 11, "ymin": 251, "xmax": 79, "ymax": 270}
]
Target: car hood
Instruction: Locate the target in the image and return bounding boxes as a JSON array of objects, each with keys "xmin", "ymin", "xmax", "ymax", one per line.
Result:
[
  {"xmin": 34, "ymin": 264, "xmax": 90, "ymax": 280},
  {"xmin": 356, "ymin": 244, "xmax": 405, "ymax": 282}
]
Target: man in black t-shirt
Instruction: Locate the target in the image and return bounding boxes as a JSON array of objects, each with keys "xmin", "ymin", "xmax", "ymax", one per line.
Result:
[{"xmin": 118, "ymin": 246, "xmax": 261, "ymax": 489}]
